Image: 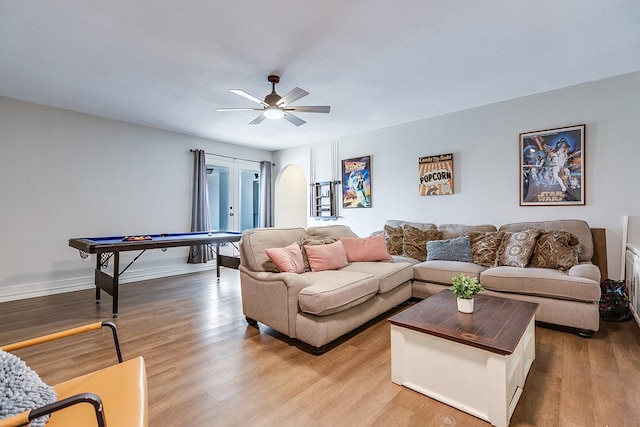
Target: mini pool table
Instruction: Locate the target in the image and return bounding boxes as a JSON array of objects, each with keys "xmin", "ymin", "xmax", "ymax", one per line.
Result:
[{"xmin": 69, "ymin": 231, "xmax": 242, "ymax": 317}]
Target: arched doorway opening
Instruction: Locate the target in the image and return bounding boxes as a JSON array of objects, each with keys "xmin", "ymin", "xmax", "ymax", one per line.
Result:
[{"xmin": 274, "ymin": 164, "xmax": 307, "ymax": 227}]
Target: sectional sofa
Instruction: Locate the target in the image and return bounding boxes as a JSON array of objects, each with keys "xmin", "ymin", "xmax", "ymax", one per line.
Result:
[
  {"xmin": 383, "ymin": 219, "xmax": 603, "ymax": 336},
  {"xmin": 239, "ymin": 219, "xmax": 604, "ymax": 353}
]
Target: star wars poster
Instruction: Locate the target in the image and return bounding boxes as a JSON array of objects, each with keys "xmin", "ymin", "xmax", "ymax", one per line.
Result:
[
  {"xmin": 419, "ymin": 153, "xmax": 453, "ymax": 196},
  {"xmin": 342, "ymin": 156, "xmax": 371, "ymax": 208},
  {"xmin": 520, "ymin": 124, "xmax": 585, "ymax": 206}
]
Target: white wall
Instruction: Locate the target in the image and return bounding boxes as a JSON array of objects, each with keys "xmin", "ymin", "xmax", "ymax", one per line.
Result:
[
  {"xmin": 0, "ymin": 97, "xmax": 272, "ymax": 302},
  {"xmin": 274, "ymin": 71, "xmax": 640, "ymax": 280}
]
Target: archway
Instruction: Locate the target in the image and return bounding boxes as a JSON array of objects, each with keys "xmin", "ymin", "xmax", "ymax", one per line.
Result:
[{"xmin": 274, "ymin": 164, "xmax": 307, "ymax": 227}]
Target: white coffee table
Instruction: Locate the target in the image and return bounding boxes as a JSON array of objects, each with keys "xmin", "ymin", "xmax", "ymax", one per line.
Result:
[{"xmin": 389, "ymin": 290, "xmax": 538, "ymax": 427}]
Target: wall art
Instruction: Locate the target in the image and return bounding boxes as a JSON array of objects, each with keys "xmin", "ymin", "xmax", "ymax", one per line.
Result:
[
  {"xmin": 520, "ymin": 124, "xmax": 585, "ymax": 206},
  {"xmin": 342, "ymin": 155, "xmax": 371, "ymax": 208},
  {"xmin": 419, "ymin": 153, "xmax": 453, "ymax": 196}
]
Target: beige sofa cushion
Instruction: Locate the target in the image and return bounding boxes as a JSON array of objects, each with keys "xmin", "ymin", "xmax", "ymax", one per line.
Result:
[
  {"xmin": 390, "ymin": 255, "xmax": 421, "ymax": 265},
  {"xmin": 413, "ymin": 260, "xmax": 487, "ymax": 284},
  {"xmin": 298, "ymin": 270, "xmax": 378, "ymax": 316},
  {"xmin": 240, "ymin": 227, "xmax": 307, "ymax": 272},
  {"xmin": 307, "ymin": 225, "xmax": 359, "ymax": 239},
  {"xmin": 480, "ymin": 265, "xmax": 601, "ymax": 302},
  {"xmin": 341, "ymin": 261, "xmax": 414, "ymax": 293},
  {"xmin": 385, "ymin": 220, "xmax": 437, "ymax": 230},
  {"xmin": 499, "ymin": 219, "xmax": 593, "ymax": 262}
]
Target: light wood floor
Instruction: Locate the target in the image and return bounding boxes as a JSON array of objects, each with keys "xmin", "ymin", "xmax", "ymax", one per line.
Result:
[{"xmin": 2, "ymin": 268, "xmax": 640, "ymax": 427}]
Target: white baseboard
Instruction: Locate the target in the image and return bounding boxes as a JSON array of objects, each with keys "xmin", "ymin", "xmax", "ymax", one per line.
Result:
[{"xmin": 0, "ymin": 263, "xmax": 217, "ymax": 303}]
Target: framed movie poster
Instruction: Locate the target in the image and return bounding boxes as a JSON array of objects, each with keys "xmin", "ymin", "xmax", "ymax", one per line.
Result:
[
  {"xmin": 419, "ymin": 153, "xmax": 453, "ymax": 196},
  {"xmin": 520, "ymin": 124, "xmax": 585, "ymax": 206},
  {"xmin": 342, "ymin": 156, "xmax": 371, "ymax": 208}
]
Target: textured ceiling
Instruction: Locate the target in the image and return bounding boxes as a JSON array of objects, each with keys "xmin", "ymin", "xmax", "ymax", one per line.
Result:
[{"xmin": 1, "ymin": 1, "xmax": 639, "ymax": 151}]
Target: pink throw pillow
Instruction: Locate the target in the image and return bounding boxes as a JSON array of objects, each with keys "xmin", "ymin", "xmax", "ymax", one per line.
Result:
[
  {"xmin": 265, "ymin": 242, "xmax": 305, "ymax": 273},
  {"xmin": 340, "ymin": 234, "xmax": 390, "ymax": 262},
  {"xmin": 303, "ymin": 240, "xmax": 349, "ymax": 272}
]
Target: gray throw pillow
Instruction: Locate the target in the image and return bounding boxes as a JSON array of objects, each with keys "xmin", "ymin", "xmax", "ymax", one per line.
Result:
[{"xmin": 426, "ymin": 236, "xmax": 473, "ymax": 262}]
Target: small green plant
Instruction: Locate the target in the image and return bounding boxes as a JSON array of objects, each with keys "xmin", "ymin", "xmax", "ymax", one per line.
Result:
[{"xmin": 450, "ymin": 273, "xmax": 484, "ymax": 299}]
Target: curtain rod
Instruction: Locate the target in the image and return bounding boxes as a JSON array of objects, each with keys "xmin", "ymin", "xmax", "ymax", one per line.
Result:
[{"xmin": 190, "ymin": 149, "xmax": 274, "ymax": 166}]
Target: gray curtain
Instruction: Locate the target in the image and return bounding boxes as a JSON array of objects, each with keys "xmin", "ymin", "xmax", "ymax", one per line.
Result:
[
  {"xmin": 259, "ymin": 161, "xmax": 273, "ymax": 227},
  {"xmin": 188, "ymin": 149, "xmax": 214, "ymax": 263}
]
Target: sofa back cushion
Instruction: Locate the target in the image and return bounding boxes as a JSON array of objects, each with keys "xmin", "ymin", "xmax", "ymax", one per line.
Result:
[
  {"xmin": 307, "ymin": 225, "xmax": 359, "ymax": 239},
  {"xmin": 499, "ymin": 219, "xmax": 593, "ymax": 262},
  {"xmin": 438, "ymin": 224, "xmax": 497, "ymax": 240},
  {"xmin": 240, "ymin": 227, "xmax": 307, "ymax": 272},
  {"xmin": 384, "ymin": 220, "xmax": 438, "ymax": 230}
]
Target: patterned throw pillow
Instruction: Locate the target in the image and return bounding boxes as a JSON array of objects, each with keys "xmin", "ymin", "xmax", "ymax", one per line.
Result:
[
  {"xmin": 464, "ymin": 231, "xmax": 505, "ymax": 267},
  {"xmin": 497, "ymin": 229, "xmax": 542, "ymax": 268},
  {"xmin": 529, "ymin": 229, "xmax": 579, "ymax": 271},
  {"xmin": 383, "ymin": 225, "xmax": 404, "ymax": 256},
  {"xmin": 298, "ymin": 236, "xmax": 339, "ymax": 272},
  {"xmin": 402, "ymin": 225, "xmax": 443, "ymax": 261}
]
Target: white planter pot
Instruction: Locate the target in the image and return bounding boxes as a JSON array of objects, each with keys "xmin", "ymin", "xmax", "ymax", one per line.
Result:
[{"xmin": 456, "ymin": 297, "xmax": 474, "ymax": 313}]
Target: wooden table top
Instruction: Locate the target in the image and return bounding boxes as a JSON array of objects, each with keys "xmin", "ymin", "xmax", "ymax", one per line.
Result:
[{"xmin": 389, "ymin": 290, "xmax": 538, "ymax": 355}]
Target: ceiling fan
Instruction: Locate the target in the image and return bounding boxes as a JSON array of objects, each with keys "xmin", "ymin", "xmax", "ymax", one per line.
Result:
[{"xmin": 216, "ymin": 75, "xmax": 330, "ymax": 126}]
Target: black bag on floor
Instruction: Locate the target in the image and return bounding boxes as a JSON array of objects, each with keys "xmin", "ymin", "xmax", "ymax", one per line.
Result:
[{"xmin": 599, "ymin": 279, "xmax": 633, "ymax": 322}]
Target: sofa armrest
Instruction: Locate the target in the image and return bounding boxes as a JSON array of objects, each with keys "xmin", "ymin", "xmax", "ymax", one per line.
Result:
[
  {"xmin": 240, "ymin": 266, "xmax": 312, "ymax": 337},
  {"xmin": 568, "ymin": 262, "xmax": 601, "ymax": 283},
  {"xmin": 239, "ymin": 267, "xmax": 310, "ymax": 294}
]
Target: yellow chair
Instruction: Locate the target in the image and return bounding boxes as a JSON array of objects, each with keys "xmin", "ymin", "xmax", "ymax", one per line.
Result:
[{"xmin": 0, "ymin": 321, "xmax": 147, "ymax": 427}]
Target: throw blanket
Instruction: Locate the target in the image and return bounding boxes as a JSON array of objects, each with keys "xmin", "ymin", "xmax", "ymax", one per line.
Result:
[{"xmin": 0, "ymin": 349, "xmax": 57, "ymax": 427}]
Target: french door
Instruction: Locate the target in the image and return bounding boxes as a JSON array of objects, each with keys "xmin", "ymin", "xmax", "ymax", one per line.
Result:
[{"xmin": 206, "ymin": 157, "xmax": 260, "ymax": 233}]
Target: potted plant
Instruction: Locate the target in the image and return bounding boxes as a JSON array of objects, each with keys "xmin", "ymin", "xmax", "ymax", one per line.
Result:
[{"xmin": 450, "ymin": 273, "xmax": 484, "ymax": 313}]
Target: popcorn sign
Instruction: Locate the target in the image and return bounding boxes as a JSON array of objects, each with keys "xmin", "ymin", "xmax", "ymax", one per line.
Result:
[{"xmin": 419, "ymin": 153, "xmax": 454, "ymax": 196}]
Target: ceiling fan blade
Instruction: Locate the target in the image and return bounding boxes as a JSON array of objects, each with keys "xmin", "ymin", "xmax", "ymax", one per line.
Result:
[
  {"xmin": 276, "ymin": 87, "xmax": 309, "ymax": 106},
  {"xmin": 216, "ymin": 108, "xmax": 263, "ymax": 112},
  {"xmin": 249, "ymin": 114, "xmax": 267, "ymax": 125},
  {"xmin": 285, "ymin": 106, "xmax": 331, "ymax": 113},
  {"xmin": 283, "ymin": 112, "xmax": 306, "ymax": 126},
  {"xmin": 229, "ymin": 89, "xmax": 269, "ymax": 107}
]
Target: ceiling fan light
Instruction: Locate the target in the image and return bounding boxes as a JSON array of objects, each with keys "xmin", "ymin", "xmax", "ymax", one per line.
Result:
[{"xmin": 264, "ymin": 107, "xmax": 285, "ymax": 120}]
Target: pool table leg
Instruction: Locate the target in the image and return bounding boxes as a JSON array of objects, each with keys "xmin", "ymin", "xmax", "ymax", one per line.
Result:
[
  {"xmin": 95, "ymin": 256, "xmax": 101, "ymax": 304},
  {"xmin": 94, "ymin": 253, "xmax": 120, "ymax": 318},
  {"xmin": 216, "ymin": 243, "xmax": 221, "ymax": 278},
  {"xmin": 111, "ymin": 253, "xmax": 119, "ymax": 318}
]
